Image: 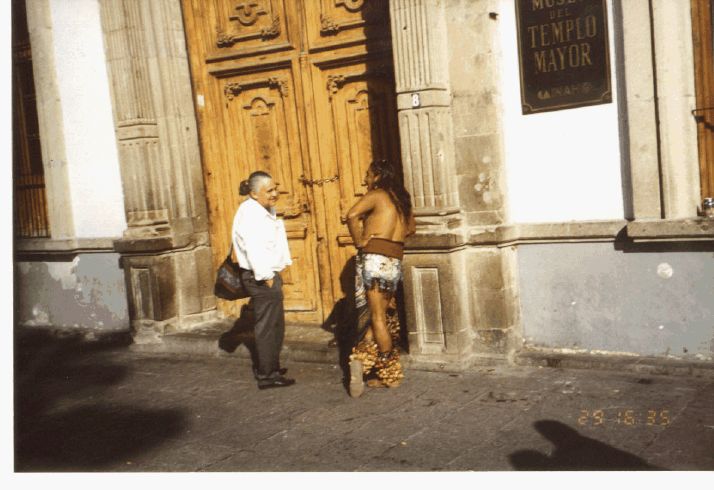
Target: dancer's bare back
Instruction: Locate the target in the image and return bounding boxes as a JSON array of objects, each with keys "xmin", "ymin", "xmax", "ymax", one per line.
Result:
[{"xmin": 347, "ymin": 189, "xmax": 416, "ymax": 247}]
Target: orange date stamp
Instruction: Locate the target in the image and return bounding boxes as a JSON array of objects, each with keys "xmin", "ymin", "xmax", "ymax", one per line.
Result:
[{"xmin": 577, "ymin": 409, "xmax": 671, "ymax": 427}]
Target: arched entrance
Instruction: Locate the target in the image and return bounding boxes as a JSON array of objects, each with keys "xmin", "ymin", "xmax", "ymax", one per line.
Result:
[{"xmin": 182, "ymin": 0, "xmax": 402, "ymax": 324}]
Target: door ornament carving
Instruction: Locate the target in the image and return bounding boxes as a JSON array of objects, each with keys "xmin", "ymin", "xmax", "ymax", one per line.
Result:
[
  {"xmin": 326, "ymin": 67, "xmax": 392, "ymax": 100},
  {"xmin": 229, "ymin": 2, "xmax": 267, "ymax": 25},
  {"xmin": 336, "ymin": 0, "xmax": 366, "ymax": 13},
  {"xmin": 326, "ymin": 74, "xmax": 347, "ymax": 96},
  {"xmin": 217, "ymin": 6, "xmax": 281, "ymax": 48},
  {"xmin": 224, "ymin": 76, "xmax": 289, "ymax": 100},
  {"xmin": 319, "ymin": 0, "xmax": 380, "ymax": 36},
  {"xmin": 320, "ymin": 14, "xmax": 341, "ymax": 35}
]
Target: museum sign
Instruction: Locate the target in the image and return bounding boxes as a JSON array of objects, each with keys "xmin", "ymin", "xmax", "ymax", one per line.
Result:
[{"xmin": 515, "ymin": 0, "xmax": 612, "ymax": 114}]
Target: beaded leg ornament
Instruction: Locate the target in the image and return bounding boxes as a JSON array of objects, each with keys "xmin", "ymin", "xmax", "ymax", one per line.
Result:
[
  {"xmin": 374, "ymin": 349, "xmax": 404, "ymax": 388},
  {"xmin": 349, "ymin": 339, "xmax": 378, "ymax": 374},
  {"xmin": 349, "ymin": 305, "xmax": 401, "ymax": 375}
]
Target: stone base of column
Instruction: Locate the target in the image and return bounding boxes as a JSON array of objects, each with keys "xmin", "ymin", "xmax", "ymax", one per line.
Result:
[
  {"xmin": 116, "ymin": 237, "xmax": 219, "ymax": 345},
  {"xmin": 402, "ymin": 231, "xmax": 520, "ymax": 366},
  {"xmin": 464, "ymin": 246, "xmax": 521, "ymax": 358},
  {"xmin": 402, "ymin": 238, "xmax": 474, "ymax": 363}
]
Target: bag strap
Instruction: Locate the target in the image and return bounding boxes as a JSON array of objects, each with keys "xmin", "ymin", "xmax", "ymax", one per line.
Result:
[{"xmin": 226, "ymin": 243, "xmax": 234, "ymax": 261}]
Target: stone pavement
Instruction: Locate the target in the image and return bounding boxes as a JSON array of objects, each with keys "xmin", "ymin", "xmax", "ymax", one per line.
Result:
[{"xmin": 13, "ymin": 330, "xmax": 714, "ymax": 472}]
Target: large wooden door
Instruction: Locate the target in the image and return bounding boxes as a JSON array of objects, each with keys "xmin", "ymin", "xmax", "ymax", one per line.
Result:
[
  {"xmin": 182, "ymin": 0, "xmax": 400, "ymax": 324},
  {"xmin": 692, "ymin": 0, "xmax": 714, "ymax": 200}
]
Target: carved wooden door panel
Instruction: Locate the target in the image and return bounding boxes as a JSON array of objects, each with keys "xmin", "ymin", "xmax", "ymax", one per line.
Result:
[
  {"xmin": 302, "ymin": 0, "xmax": 401, "ymax": 303},
  {"xmin": 182, "ymin": 0, "xmax": 400, "ymax": 323}
]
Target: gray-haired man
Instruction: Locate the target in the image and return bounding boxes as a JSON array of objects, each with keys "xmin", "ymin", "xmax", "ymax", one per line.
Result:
[{"xmin": 232, "ymin": 171, "xmax": 295, "ymax": 389}]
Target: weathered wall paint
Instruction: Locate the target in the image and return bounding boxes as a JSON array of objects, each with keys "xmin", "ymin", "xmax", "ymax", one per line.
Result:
[
  {"xmin": 498, "ymin": 0, "xmax": 625, "ymax": 222},
  {"xmin": 16, "ymin": 253, "xmax": 128, "ymax": 332},
  {"xmin": 517, "ymin": 243, "xmax": 714, "ymax": 359}
]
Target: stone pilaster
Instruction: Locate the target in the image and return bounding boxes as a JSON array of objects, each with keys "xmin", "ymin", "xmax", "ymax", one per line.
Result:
[
  {"xmin": 25, "ymin": 0, "xmax": 75, "ymax": 239},
  {"xmin": 616, "ymin": 0, "xmax": 701, "ymax": 219},
  {"xmin": 390, "ymin": 0, "xmax": 522, "ymax": 367},
  {"xmin": 390, "ymin": 0, "xmax": 474, "ymax": 367},
  {"xmin": 390, "ymin": 0, "xmax": 459, "ymax": 219},
  {"xmin": 651, "ymin": 0, "xmax": 700, "ymax": 218},
  {"xmin": 100, "ymin": 0, "xmax": 216, "ymax": 343}
]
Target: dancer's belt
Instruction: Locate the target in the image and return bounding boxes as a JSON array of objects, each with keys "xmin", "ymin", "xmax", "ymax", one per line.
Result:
[{"xmin": 361, "ymin": 238, "xmax": 404, "ymax": 260}]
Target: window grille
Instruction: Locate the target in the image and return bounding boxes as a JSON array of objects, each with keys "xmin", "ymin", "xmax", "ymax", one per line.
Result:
[{"xmin": 12, "ymin": 0, "xmax": 50, "ymax": 239}]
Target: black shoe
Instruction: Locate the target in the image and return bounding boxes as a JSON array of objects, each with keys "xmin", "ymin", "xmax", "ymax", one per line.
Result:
[
  {"xmin": 253, "ymin": 367, "xmax": 288, "ymax": 379},
  {"xmin": 257, "ymin": 376, "xmax": 296, "ymax": 390}
]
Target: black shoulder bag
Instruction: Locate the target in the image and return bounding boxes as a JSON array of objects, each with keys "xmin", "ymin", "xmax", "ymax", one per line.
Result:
[{"xmin": 214, "ymin": 244, "xmax": 249, "ymax": 300}]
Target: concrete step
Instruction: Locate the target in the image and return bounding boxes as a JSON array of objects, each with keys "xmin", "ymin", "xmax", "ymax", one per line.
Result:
[
  {"xmin": 129, "ymin": 318, "xmax": 508, "ymax": 373},
  {"xmin": 131, "ymin": 320, "xmax": 341, "ymax": 365}
]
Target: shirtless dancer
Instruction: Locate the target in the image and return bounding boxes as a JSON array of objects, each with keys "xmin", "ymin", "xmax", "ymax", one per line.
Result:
[{"xmin": 346, "ymin": 159, "xmax": 416, "ymax": 397}]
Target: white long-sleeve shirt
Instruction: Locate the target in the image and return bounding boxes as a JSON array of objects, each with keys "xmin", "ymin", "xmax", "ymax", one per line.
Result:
[{"xmin": 232, "ymin": 198, "xmax": 292, "ymax": 281}]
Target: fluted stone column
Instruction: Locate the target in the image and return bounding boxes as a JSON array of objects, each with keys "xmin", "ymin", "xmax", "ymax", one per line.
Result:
[
  {"xmin": 391, "ymin": 0, "xmax": 459, "ymax": 217},
  {"xmin": 100, "ymin": 0, "xmax": 217, "ymax": 343},
  {"xmin": 390, "ymin": 0, "xmax": 475, "ymax": 367}
]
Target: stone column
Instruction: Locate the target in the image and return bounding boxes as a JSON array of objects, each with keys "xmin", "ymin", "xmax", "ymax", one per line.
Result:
[
  {"xmin": 390, "ymin": 0, "xmax": 459, "ymax": 218},
  {"xmin": 390, "ymin": 0, "xmax": 474, "ymax": 368},
  {"xmin": 100, "ymin": 0, "xmax": 217, "ymax": 343}
]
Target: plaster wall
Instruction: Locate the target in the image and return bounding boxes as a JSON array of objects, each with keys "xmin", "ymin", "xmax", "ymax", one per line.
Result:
[
  {"xmin": 517, "ymin": 242, "xmax": 714, "ymax": 359},
  {"xmin": 445, "ymin": 0, "xmax": 508, "ymax": 225},
  {"xmin": 49, "ymin": 0, "xmax": 125, "ymax": 238},
  {"xmin": 15, "ymin": 253, "xmax": 129, "ymax": 332},
  {"xmin": 498, "ymin": 0, "xmax": 624, "ymax": 223}
]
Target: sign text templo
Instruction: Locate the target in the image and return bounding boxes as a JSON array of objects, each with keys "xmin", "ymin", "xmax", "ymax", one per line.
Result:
[{"xmin": 515, "ymin": 0, "xmax": 612, "ymax": 114}]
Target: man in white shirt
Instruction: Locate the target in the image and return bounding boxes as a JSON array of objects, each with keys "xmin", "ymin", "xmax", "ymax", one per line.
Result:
[{"xmin": 233, "ymin": 171, "xmax": 295, "ymax": 389}]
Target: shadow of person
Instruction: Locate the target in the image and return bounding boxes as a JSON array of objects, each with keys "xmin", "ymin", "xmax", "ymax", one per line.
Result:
[
  {"xmin": 218, "ymin": 303, "xmax": 259, "ymax": 373},
  {"xmin": 509, "ymin": 419, "xmax": 662, "ymax": 471},
  {"xmin": 320, "ymin": 256, "xmax": 359, "ymax": 386},
  {"xmin": 14, "ymin": 328, "xmax": 185, "ymax": 471}
]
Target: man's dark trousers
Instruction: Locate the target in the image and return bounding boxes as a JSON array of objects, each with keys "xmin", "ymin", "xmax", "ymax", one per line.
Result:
[{"xmin": 240, "ymin": 269, "xmax": 285, "ymax": 378}]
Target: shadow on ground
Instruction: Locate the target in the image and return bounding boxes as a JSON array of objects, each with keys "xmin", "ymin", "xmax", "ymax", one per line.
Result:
[
  {"xmin": 218, "ymin": 303, "xmax": 260, "ymax": 371},
  {"xmin": 509, "ymin": 420, "xmax": 663, "ymax": 471},
  {"xmin": 14, "ymin": 328, "xmax": 186, "ymax": 471}
]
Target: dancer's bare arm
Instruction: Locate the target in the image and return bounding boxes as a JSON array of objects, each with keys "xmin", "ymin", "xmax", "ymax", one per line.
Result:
[{"xmin": 347, "ymin": 192, "xmax": 377, "ymax": 248}]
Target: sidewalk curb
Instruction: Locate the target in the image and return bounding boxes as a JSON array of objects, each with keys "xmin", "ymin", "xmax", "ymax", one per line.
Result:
[{"xmin": 514, "ymin": 348, "xmax": 714, "ymax": 377}]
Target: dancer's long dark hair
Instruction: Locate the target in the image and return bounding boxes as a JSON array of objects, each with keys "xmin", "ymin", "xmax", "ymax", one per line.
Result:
[{"xmin": 370, "ymin": 159, "xmax": 412, "ymax": 219}]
